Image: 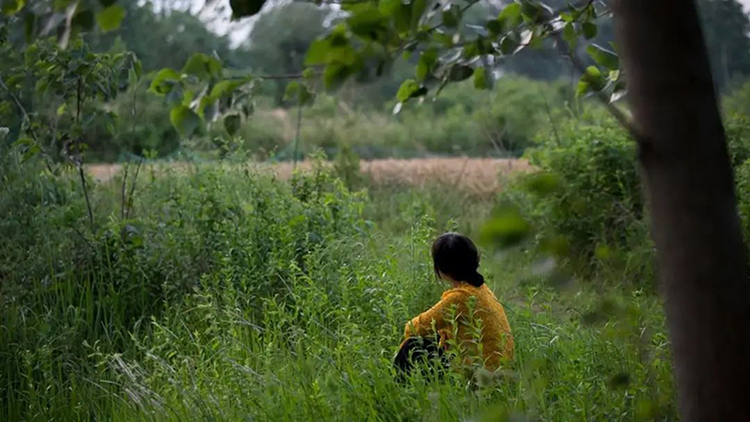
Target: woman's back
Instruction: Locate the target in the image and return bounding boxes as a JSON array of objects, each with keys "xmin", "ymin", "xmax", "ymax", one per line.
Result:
[
  {"xmin": 397, "ymin": 232, "xmax": 514, "ymax": 375},
  {"xmin": 404, "ymin": 283, "xmax": 514, "ymax": 371}
]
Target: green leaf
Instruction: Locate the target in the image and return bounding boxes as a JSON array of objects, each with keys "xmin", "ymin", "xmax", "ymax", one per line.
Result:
[
  {"xmin": 462, "ymin": 41, "xmax": 480, "ymax": 59},
  {"xmin": 397, "ymin": 79, "xmax": 420, "ymax": 102},
  {"xmin": 416, "ymin": 49, "xmax": 437, "ymax": 81},
  {"xmin": 442, "ymin": 6, "xmax": 460, "ymax": 28},
  {"xmin": 432, "ymin": 31, "xmax": 453, "ymax": 47},
  {"xmin": 302, "ymin": 68, "xmax": 315, "ymax": 80},
  {"xmin": 378, "ymin": 0, "xmax": 401, "ymax": 16},
  {"xmin": 96, "ymin": 4, "xmax": 126, "ymax": 33},
  {"xmin": 499, "ymin": 36, "xmax": 517, "ymax": 55},
  {"xmin": 298, "ymin": 84, "xmax": 314, "ymax": 106},
  {"xmin": 409, "ymin": 0, "xmax": 426, "ymax": 32},
  {"xmin": 305, "ymin": 39, "xmax": 331, "ymax": 66},
  {"xmin": 480, "ymin": 207, "xmax": 530, "ymax": 248},
  {"xmin": 133, "ymin": 58, "xmax": 142, "ymax": 77},
  {"xmin": 149, "ymin": 68, "xmax": 181, "ymax": 95},
  {"xmin": 347, "ymin": 4, "xmax": 387, "ymax": 41},
  {"xmin": 170, "ymin": 105, "xmax": 200, "ymax": 137},
  {"xmin": 210, "ymin": 79, "xmax": 243, "ymax": 99},
  {"xmin": 415, "ymin": 60, "xmax": 428, "ymax": 82},
  {"xmin": 576, "ymin": 80, "xmax": 589, "ymax": 97},
  {"xmin": 323, "ymin": 63, "xmax": 351, "ymax": 90},
  {"xmin": 582, "ymin": 22, "xmax": 597, "ymax": 40},
  {"xmin": 562, "ymin": 22, "xmax": 576, "ymax": 49},
  {"xmin": 449, "ymin": 65, "xmax": 473, "ymax": 81},
  {"xmin": 284, "ymin": 81, "xmax": 300, "ymax": 102},
  {"xmin": 577, "ymin": 66, "xmax": 605, "ymax": 96},
  {"xmin": 473, "ymin": 66, "xmax": 488, "ymax": 89},
  {"xmin": 200, "ymin": 97, "xmax": 218, "ymax": 121},
  {"xmin": 497, "ymin": 3, "xmax": 522, "ymax": 27},
  {"xmin": 586, "ymin": 44, "xmax": 619, "ymax": 70},
  {"xmin": 2, "ymin": 0, "xmax": 25, "ymax": 15},
  {"xmin": 13, "ymin": 137, "xmax": 39, "ymax": 162},
  {"xmin": 182, "ymin": 53, "xmax": 223, "ymax": 80},
  {"xmin": 486, "ymin": 19, "xmax": 503, "ymax": 35},
  {"xmin": 224, "ymin": 114, "xmax": 241, "ymax": 136},
  {"xmin": 305, "ymin": 36, "xmax": 356, "ymax": 67},
  {"xmin": 520, "ymin": 0, "xmax": 550, "ymax": 23},
  {"xmin": 229, "ymin": 0, "xmax": 266, "ymax": 18}
]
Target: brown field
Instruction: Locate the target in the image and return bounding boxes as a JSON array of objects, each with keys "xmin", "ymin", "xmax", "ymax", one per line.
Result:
[{"xmin": 86, "ymin": 157, "xmax": 532, "ymax": 195}]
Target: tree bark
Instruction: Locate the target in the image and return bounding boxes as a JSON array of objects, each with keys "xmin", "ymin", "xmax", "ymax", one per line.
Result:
[{"xmin": 612, "ymin": 1, "xmax": 750, "ymax": 420}]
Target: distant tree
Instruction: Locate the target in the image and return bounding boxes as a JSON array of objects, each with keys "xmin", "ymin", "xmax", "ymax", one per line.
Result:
[
  {"xmin": 498, "ymin": 0, "xmax": 750, "ymax": 89},
  {"xmin": 245, "ymin": 3, "xmax": 332, "ymax": 103},
  {"xmin": 699, "ymin": 0, "xmax": 750, "ymax": 88},
  {"xmin": 88, "ymin": 1, "xmax": 244, "ymax": 71}
]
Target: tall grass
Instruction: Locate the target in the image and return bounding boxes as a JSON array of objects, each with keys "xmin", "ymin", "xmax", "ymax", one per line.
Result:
[{"xmin": 0, "ymin": 150, "xmax": 676, "ymax": 421}]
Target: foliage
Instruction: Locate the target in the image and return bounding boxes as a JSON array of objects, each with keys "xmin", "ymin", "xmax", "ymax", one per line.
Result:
[
  {"xmin": 0, "ymin": 34, "xmax": 137, "ymax": 165},
  {"xmin": 0, "ymin": 146, "xmax": 677, "ymax": 420},
  {"xmin": 88, "ymin": 2, "xmax": 245, "ymax": 72},
  {"xmin": 699, "ymin": 0, "xmax": 750, "ymax": 88},
  {"xmin": 334, "ymin": 141, "xmax": 363, "ymax": 189},
  {"xmin": 499, "ymin": 110, "xmax": 651, "ymax": 284},
  {"xmin": 245, "ymin": 2, "xmax": 332, "ymax": 103},
  {"xmin": 497, "ymin": 110, "xmax": 750, "ymax": 287},
  {"xmin": 724, "ymin": 79, "xmax": 750, "ymax": 117}
]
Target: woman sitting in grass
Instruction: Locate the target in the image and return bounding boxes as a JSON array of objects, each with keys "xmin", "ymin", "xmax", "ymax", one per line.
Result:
[{"xmin": 394, "ymin": 233, "xmax": 514, "ymax": 376}]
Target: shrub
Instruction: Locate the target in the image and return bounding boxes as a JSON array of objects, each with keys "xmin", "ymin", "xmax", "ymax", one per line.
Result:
[{"xmin": 498, "ymin": 110, "xmax": 653, "ymax": 284}]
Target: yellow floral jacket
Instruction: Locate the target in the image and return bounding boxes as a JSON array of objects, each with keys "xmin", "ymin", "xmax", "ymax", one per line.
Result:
[{"xmin": 403, "ymin": 283, "xmax": 514, "ymax": 371}]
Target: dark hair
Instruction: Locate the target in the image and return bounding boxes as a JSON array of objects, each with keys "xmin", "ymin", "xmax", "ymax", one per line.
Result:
[{"xmin": 431, "ymin": 233, "xmax": 485, "ymax": 287}]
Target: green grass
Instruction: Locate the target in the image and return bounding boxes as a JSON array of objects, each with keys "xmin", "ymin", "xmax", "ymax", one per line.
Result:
[{"xmin": 0, "ymin": 155, "xmax": 676, "ymax": 421}]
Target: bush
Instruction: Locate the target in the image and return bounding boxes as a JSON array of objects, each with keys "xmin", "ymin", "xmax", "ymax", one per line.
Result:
[
  {"xmin": 498, "ymin": 110, "xmax": 653, "ymax": 284},
  {"xmin": 170, "ymin": 77, "xmax": 572, "ymax": 162},
  {"xmin": 500, "ymin": 110, "xmax": 750, "ymax": 286}
]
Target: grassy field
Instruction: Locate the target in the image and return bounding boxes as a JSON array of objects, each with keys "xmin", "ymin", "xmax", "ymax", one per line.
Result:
[{"xmin": 1, "ymin": 158, "xmax": 676, "ymax": 421}]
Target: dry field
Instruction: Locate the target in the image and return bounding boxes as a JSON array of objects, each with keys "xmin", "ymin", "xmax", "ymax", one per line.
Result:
[{"xmin": 86, "ymin": 157, "xmax": 532, "ymax": 195}]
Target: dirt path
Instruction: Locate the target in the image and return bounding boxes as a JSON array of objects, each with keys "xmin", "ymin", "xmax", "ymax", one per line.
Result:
[{"xmin": 86, "ymin": 157, "xmax": 531, "ymax": 195}]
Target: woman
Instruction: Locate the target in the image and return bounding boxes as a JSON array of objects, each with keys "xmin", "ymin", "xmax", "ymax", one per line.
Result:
[{"xmin": 394, "ymin": 233, "xmax": 514, "ymax": 376}]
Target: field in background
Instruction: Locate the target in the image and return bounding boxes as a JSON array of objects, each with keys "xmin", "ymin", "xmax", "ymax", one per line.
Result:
[{"xmin": 86, "ymin": 157, "xmax": 532, "ymax": 195}]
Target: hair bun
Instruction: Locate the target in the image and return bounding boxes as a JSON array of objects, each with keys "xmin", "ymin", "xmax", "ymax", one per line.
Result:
[{"xmin": 467, "ymin": 271, "xmax": 484, "ymax": 287}]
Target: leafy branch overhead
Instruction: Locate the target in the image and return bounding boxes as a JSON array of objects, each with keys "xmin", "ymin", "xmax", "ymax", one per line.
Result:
[
  {"xmin": 3, "ymin": 0, "xmax": 629, "ymax": 134},
  {"xmin": 162, "ymin": 0, "xmax": 625, "ymax": 134},
  {"xmin": 251, "ymin": 0, "xmax": 628, "ymax": 114}
]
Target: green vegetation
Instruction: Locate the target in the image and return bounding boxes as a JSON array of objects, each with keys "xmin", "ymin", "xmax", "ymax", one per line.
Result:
[
  {"xmin": 4, "ymin": 0, "xmax": 750, "ymax": 420},
  {"xmin": 0, "ymin": 146, "xmax": 677, "ymax": 420}
]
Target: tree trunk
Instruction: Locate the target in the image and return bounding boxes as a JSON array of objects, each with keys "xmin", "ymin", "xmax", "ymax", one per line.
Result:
[{"xmin": 612, "ymin": 1, "xmax": 750, "ymax": 420}]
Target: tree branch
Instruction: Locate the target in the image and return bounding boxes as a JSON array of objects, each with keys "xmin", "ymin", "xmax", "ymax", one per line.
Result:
[
  {"xmin": 75, "ymin": 76, "xmax": 95, "ymax": 232},
  {"xmin": 124, "ymin": 157, "xmax": 143, "ymax": 221},
  {"xmin": 0, "ymin": 78, "xmax": 56, "ymax": 173},
  {"xmin": 554, "ymin": 33, "xmax": 642, "ymax": 140}
]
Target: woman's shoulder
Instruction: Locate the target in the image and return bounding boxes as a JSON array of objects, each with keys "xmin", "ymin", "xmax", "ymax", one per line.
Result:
[
  {"xmin": 441, "ymin": 287, "xmax": 470, "ymax": 299},
  {"xmin": 442, "ymin": 284, "xmax": 483, "ymax": 298}
]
